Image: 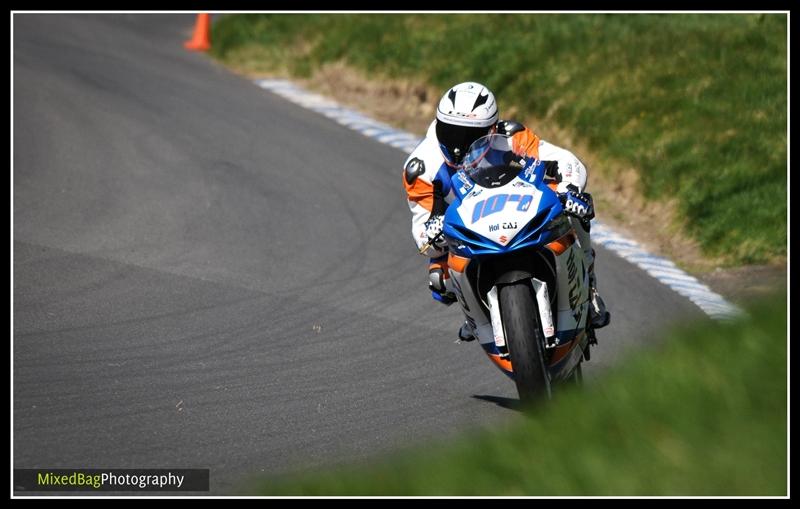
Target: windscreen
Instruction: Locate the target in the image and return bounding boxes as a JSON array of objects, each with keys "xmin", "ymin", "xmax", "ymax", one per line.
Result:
[{"xmin": 461, "ymin": 134, "xmax": 530, "ymax": 188}]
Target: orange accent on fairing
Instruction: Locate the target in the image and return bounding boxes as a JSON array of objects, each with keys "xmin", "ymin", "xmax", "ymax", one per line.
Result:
[
  {"xmin": 447, "ymin": 253, "xmax": 470, "ymax": 273},
  {"xmin": 547, "ymin": 343, "xmax": 573, "ymax": 365},
  {"xmin": 487, "ymin": 353, "xmax": 513, "ymax": 373},
  {"xmin": 547, "ymin": 331, "xmax": 586, "ymax": 366},
  {"xmin": 546, "ymin": 229, "xmax": 577, "ymax": 255},
  {"xmin": 403, "ymin": 174, "xmax": 434, "ymax": 212},
  {"xmin": 511, "ymin": 128, "xmax": 541, "ymax": 160},
  {"xmin": 547, "ymin": 181, "xmax": 559, "ymax": 191}
]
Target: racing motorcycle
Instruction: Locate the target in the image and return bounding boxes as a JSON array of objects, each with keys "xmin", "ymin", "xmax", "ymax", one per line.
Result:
[{"xmin": 433, "ymin": 134, "xmax": 597, "ymax": 403}]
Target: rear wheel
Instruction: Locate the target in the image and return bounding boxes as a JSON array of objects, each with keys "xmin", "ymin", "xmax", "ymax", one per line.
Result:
[{"xmin": 499, "ymin": 282, "xmax": 551, "ymax": 403}]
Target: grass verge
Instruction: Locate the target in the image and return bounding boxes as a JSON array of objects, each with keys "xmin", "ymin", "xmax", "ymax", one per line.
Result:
[{"xmin": 211, "ymin": 13, "xmax": 787, "ymax": 267}]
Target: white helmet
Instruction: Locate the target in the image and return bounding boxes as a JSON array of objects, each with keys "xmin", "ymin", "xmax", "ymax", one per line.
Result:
[{"xmin": 435, "ymin": 82, "xmax": 499, "ymax": 166}]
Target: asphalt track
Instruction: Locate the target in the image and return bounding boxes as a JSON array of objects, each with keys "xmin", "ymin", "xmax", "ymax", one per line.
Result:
[{"xmin": 13, "ymin": 14, "xmax": 707, "ymax": 494}]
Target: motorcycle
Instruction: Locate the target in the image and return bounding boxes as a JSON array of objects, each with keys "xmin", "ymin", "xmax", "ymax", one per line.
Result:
[{"xmin": 433, "ymin": 134, "xmax": 596, "ymax": 403}]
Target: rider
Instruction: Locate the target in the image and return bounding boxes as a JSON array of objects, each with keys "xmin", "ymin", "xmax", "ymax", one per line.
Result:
[{"xmin": 402, "ymin": 81, "xmax": 610, "ymax": 341}]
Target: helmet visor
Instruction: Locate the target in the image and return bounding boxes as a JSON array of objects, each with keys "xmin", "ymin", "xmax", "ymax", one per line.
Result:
[{"xmin": 436, "ymin": 121, "xmax": 492, "ymax": 167}]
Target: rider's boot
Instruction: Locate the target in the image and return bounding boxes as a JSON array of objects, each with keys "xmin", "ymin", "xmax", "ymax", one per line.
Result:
[{"xmin": 458, "ymin": 320, "xmax": 476, "ymax": 342}]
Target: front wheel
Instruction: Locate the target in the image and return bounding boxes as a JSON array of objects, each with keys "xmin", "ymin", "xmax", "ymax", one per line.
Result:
[{"xmin": 499, "ymin": 282, "xmax": 551, "ymax": 403}]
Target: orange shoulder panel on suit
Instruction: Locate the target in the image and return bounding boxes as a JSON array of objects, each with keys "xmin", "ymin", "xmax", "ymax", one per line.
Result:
[
  {"xmin": 511, "ymin": 128, "xmax": 541, "ymax": 160},
  {"xmin": 402, "ymin": 173, "xmax": 434, "ymax": 212}
]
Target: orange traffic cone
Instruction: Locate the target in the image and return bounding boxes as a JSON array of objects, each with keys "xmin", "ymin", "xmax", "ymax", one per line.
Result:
[{"xmin": 184, "ymin": 13, "xmax": 211, "ymax": 51}]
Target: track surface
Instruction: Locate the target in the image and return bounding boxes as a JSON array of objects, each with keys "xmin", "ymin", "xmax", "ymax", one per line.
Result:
[{"xmin": 13, "ymin": 14, "xmax": 706, "ymax": 494}]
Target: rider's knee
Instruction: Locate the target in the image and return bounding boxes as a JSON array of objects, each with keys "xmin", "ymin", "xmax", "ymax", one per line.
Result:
[{"xmin": 428, "ymin": 257, "xmax": 450, "ymax": 293}]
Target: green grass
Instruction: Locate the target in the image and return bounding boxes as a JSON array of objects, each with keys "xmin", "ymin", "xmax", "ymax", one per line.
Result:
[
  {"xmin": 211, "ymin": 14, "xmax": 787, "ymax": 266},
  {"xmin": 242, "ymin": 294, "xmax": 787, "ymax": 496}
]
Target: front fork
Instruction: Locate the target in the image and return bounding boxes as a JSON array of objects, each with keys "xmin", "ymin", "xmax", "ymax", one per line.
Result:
[
  {"xmin": 448, "ymin": 240, "xmax": 591, "ymax": 377},
  {"xmin": 485, "ymin": 279, "xmax": 557, "ymax": 349}
]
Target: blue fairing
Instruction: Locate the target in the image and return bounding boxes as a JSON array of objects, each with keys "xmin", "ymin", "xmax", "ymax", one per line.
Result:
[{"xmin": 443, "ymin": 159, "xmax": 564, "ymax": 257}]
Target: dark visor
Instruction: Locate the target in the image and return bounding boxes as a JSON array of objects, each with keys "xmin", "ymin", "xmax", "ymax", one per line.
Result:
[{"xmin": 436, "ymin": 121, "xmax": 491, "ymax": 165}]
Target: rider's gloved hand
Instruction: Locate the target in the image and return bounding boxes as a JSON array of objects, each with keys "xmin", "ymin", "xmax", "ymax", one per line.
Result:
[
  {"xmin": 560, "ymin": 186, "xmax": 595, "ymax": 220},
  {"xmin": 424, "ymin": 214, "xmax": 448, "ymax": 250}
]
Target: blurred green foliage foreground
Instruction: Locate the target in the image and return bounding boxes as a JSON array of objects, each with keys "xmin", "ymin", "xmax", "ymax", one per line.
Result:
[{"xmin": 241, "ymin": 293, "xmax": 786, "ymax": 496}]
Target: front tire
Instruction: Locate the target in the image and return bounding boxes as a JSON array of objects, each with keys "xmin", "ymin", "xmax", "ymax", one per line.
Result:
[{"xmin": 499, "ymin": 282, "xmax": 551, "ymax": 403}]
